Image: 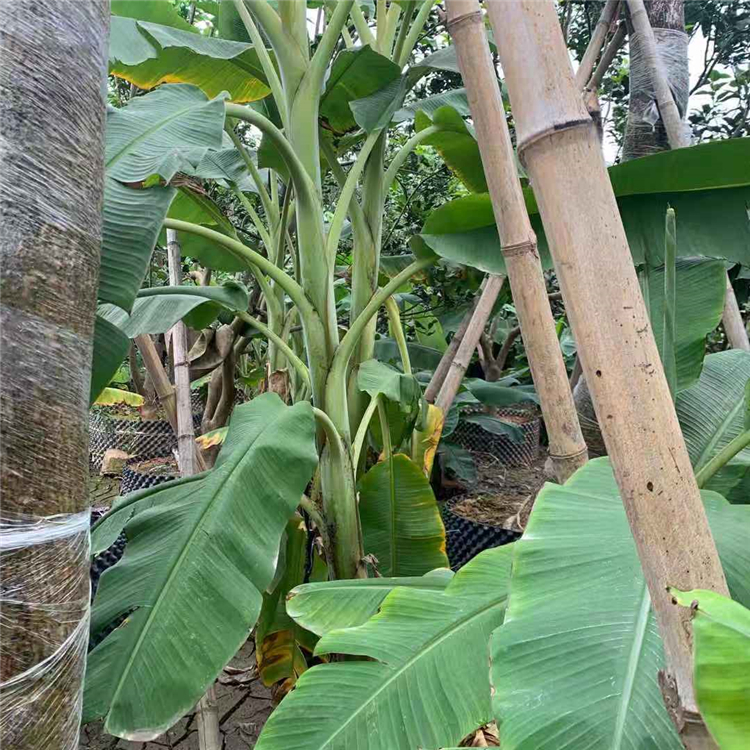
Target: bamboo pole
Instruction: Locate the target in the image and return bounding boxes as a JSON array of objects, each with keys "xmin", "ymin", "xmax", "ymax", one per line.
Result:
[
  {"xmin": 424, "ymin": 283, "xmax": 485, "ymax": 404},
  {"xmin": 722, "ymin": 274, "xmax": 750, "ymax": 351},
  {"xmin": 435, "ymin": 274, "xmax": 505, "ymax": 415},
  {"xmin": 133, "ymin": 334, "xmax": 178, "ymax": 433},
  {"xmin": 445, "ymin": 0, "xmax": 589, "ymax": 483},
  {"xmin": 625, "ymin": 0, "xmax": 749, "ymax": 351},
  {"xmin": 166, "ymin": 230, "xmax": 217, "ymax": 747},
  {"xmin": 485, "ymin": 1, "xmax": 728, "ymax": 742},
  {"xmin": 586, "ymin": 22, "xmax": 627, "ymax": 92},
  {"xmin": 574, "ymin": 0, "xmax": 620, "ymax": 89},
  {"xmin": 166, "ymin": 231, "xmax": 207, "ymax": 473}
]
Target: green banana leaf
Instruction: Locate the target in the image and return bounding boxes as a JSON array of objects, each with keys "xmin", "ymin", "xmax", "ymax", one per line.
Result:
[
  {"xmin": 394, "ymin": 88, "xmax": 470, "ymax": 124},
  {"xmin": 98, "ymin": 282, "xmax": 249, "ymax": 338},
  {"xmin": 642, "ymin": 256, "xmax": 727, "ymax": 392},
  {"xmin": 84, "ymin": 395, "xmax": 318, "ymax": 739},
  {"xmin": 374, "ymin": 338, "xmax": 444, "ymax": 372},
  {"xmin": 421, "ymin": 138, "xmax": 750, "ymax": 272},
  {"xmin": 109, "ymin": 4, "xmax": 270, "ymax": 103},
  {"xmin": 320, "ymin": 45, "xmax": 401, "ymax": 134},
  {"xmin": 103, "ymin": 83, "xmax": 227, "ymax": 311},
  {"xmin": 359, "ymin": 453, "xmax": 448, "ymax": 576},
  {"xmin": 287, "ymin": 568, "xmax": 454, "ymax": 636},
  {"xmin": 90, "ymin": 314, "xmax": 131, "ymax": 404},
  {"xmin": 414, "ymin": 107, "xmax": 486, "ymax": 192},
  {"xmin": 256, "ymin": 545, "xmax": 513, "ymax": 750},
  {"xmin": 163, "ymin": 189, "xmax": 248, "ymax": 272},
  {"xmin": 358, "ymin": 359, "xmax": 422, "ymax": 448},
  {"xmin": 491, "ymin": 457, "xmax": 750, "ymax": 750},
  {"xmin": 677, "ymin": 350, "xmax": 750, "ymax": 504},
  {"xmin": 670, "ymin": 588, "xmax": 750, "ymax": 750}
]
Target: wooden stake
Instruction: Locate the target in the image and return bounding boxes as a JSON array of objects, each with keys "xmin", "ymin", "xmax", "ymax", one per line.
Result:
[
  {"xmin": 445, "ymin": 0, "xmax": 588, "ymax": 483},
  {"xmin": 435, "ymin": 274, "xmax": 505, "ymax": 414},
  {"xmin": 486, "ymin": 0, "xmax": 728, "ymax": 739},
  {"xmin": 166, "ymin": 230, "xmax": 216, "ymax": 746}
]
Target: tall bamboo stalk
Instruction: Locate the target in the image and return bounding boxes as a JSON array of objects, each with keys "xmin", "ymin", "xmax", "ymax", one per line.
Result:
[
  {"xmin": 167, "ymin": 231, "xmax": 204, "ymax": 474},
  {"xmin": 445, "ymin": 0, "xmax": 588, "ymax": 483},
  {"xmin": 486, "ymin": 1, "xmax": 728, "ymax": 743},
  {"xmin": 625, "ymin": 0, "xmax": 749, "ymax": 351},
  {"xmin": 166, "ymin": 230, "xmax": 218, "ymax": 747}
]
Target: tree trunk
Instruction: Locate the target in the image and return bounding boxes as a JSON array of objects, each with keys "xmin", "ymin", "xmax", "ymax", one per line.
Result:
[
  {"xmin": 622, "ymin": 0, "xmax": 689, "ymax": 159},
  {"xmin": 486, "ymin": 2, "xmax": 728, "ymax": 743},
  {"xmin": 445, "ymin": 0, "xmax": 589, "ymax": 483},
  {"xmin": 0, "ymin": 2, "xmax": 109, "ymax": 748}
]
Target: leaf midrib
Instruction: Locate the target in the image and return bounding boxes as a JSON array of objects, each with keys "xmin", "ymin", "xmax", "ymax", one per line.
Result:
[
  {"xmin": 106, "ymin": 97, "xmax": 217, "ymax": 173},
  {"xmin": 694, "ymin": 393, "xmax": 743, "ymax": 472},
  {"xmin": 316, "ymin": 590, "xmax": 507, "ymax": 749},
  {"xmin": 611, "ymin": 581, "xmax": 652, "ymax": 750},
  {"xmin": 107, "ymin": 408, "xmax": 288, "ymax": 723}
]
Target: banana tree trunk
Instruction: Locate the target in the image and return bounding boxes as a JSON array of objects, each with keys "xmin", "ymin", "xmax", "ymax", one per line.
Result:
[
  {"xmin": 0, "ymin": 2, "xmax": 109, "ymax": 748},
  {"xmin": 486, "ymin": 2, "xmax": 728, "ymax": 744},
  {"xmin": 446, "ymin": 0, "xmax": 588, "ymax": 483}
]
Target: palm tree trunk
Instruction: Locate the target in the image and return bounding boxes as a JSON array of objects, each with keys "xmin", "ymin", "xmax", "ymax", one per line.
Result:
[
  {"xmin": 486, "ymin": 2, "xmax": 728, "ymax": 745},
  {"xmin": 0, "ymin": 2, "xmax": 109, "ymax": 748}
]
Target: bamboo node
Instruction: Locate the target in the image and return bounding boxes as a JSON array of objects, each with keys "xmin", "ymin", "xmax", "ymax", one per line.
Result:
[
  {"xmin": 548, "ymin": 446, "xmax": 588, "ymax": 461},
  {"xmin": 501, "ymin": 239, "xmax": 537, "ymax": 259},
  {"xmin": 446, "ymin": 10, "xmax": 482, "ymax": 33},
  {"xmin": 517, "ymin": 119, "xmax": 594, "ymax": 166}
]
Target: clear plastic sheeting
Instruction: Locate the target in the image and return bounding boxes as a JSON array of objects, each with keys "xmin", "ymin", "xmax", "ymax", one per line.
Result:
[
  {"xmin": 0, "ymin": 512, "xmax": 91, "ymax": 749},
  {"xmin": 626, "ymin": 28, "xmax": 691, "ymax": 147}
]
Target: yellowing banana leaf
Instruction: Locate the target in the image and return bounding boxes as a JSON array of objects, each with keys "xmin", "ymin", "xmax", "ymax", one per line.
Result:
[
  {"xmin": 94, "ymin": 388, "xmax": 144, "ymax": 407},
  {"xmin": 109, "ymin": 1, "xmax": 270, "ymax": 103}
]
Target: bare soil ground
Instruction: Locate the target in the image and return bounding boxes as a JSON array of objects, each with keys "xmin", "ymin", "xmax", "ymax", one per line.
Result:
[
  {"xmin": 79, "ymin": 642, "xmax": 273, "ymax": 750},
  {"xmin": 449, "ymin": 449, "xmax": 550, "ymax": 531}
]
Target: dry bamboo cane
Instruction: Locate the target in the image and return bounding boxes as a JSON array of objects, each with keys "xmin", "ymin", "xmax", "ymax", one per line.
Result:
[
  {"xmin": 435, "ymin": 274, "xmax": 505, "ymax": 415},
  {"xmin": 445, "ymin": 0, "xmax": 589, "ymax": 483},
  {"xmin": 722, "ymin": 274, "xmax": 750, "ymax": 351},
  {"xmin": 424, "ymin": 280, "xmax": 486, "ymax": 403},
  {"xmin": 486, "ymin": 1, "xmax": 728, "ymax": 744},
  {"xmin": 626, "ymin": 0, "xmax": 749, "ymax": 351},
  {"xmin": 133, "ymin": 334, "xmax": 178, "ymax": 433},
  {"xmin": 574, "ymin": 0, "xmax": 621, "ymax": 89},
  {"xmin": 166, "ymin": 230, "xmax": 217, "ymax": 748}
]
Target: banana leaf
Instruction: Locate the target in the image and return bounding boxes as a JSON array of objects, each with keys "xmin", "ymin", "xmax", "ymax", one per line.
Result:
[
  {"xmin": 359, "ymin": 453, "xmax": 448, "ymax": 576},
  {"xmin": 287, "ymin": 568, "xmax": 454, "ymax": 636},
  {"xmin": 256, "ymin": 545, "xmax": 513, "ymax": 750},
  {"xmin": 677, "ymin": 350, "xmax": 750, "ymax": 503},
  {"xmin": 491, "ymin": 457, "xmax": 750, "ymax": 750},
  {"xmin": 84, "ymin": 395, "xmax": 318, "ymax": 739},
  {"xmin": 670, "ymin": 588, "xmax": 750, "ymax": 750}
]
